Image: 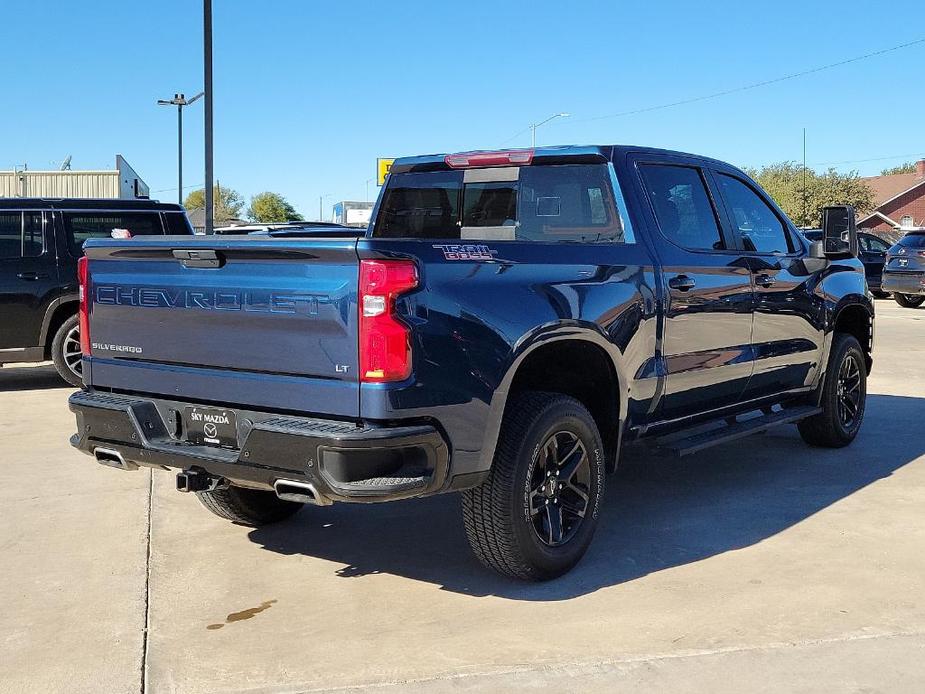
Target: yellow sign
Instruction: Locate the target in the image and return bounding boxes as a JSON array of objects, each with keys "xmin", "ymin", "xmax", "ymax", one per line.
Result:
[{"xmin": 377, "ymin": 158, "xmax": 395, "ymax": 186}]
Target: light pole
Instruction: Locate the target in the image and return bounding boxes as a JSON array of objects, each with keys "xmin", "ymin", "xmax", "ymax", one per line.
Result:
[
  {"xmin": 365, "ymin": 178, "xmax": 374, "ymax": 203},
  {"xmin": 319, "ymin": 194, "xmax": 333, "ymax": 222},
  {"xmin": 204, "ymin": 0, "xmax": 214, "ymax": 234},
  {"xmin": 157, "ymin": 92, "xmax": 204, "ymax": 204},
  {"xmin": 530, "ymin": 112, "xmax": 570, "ymax": 147}
]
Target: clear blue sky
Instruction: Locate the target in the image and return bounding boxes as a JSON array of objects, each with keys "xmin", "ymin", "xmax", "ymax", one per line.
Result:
[{"xmin": 2, "ymin": 1, "xmax": 923, "ymax": 219}]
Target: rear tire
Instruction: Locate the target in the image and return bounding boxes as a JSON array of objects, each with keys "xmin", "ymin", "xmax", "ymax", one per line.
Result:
[
  {"xmin": 894, "ymin": 293, "xmax": 924, "ymax": 308},
  {"xmin": 50, "ymin": 314, "xmax": 83, "ymax": 387},
  {"xmin": 461, "ymin": 392, "xmax": 605, "ymax": 581},
  {"xmin": 196, "ymin": 485, "xmax": 303, "ymax": 526},
  {"xmin": 798, "ymin": 334, "xmax": 867, "ymax": 448}
]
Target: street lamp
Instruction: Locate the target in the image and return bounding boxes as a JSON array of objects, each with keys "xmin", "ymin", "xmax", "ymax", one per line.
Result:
[
  {"xmin": 365, "ymin": 178, "xmax": 374, "ymax": 203},
  {"xmin": 319, "ymin": 193, "xmax": 333, "ymax": 222},
  {"xmin": 530, "ymin": 112, "xmax": 570, "ymax": 147},
  {"xmin": 157, "ymin": 92, "xmax": 204, "ymax": 204}
]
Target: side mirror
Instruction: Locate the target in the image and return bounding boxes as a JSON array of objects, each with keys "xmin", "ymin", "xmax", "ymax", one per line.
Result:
[{"xmin": 820, "ymin": 205, "xmax": 858, "ymax": 259}]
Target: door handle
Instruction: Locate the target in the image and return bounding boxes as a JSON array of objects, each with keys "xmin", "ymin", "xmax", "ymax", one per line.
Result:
[
  {"xmin": 754, "ymin": 273, "xmax": 776, "ymax": 288},
  {"xmin": 668, "ymin": 275, "xmax": 696, "ymax": 292},
  {"xmin": 16, "ymin": 272, "xmax": 48, "ymax": 281}
]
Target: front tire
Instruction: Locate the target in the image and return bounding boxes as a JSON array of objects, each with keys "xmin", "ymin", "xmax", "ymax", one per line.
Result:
[
  {"xmin": 196, "ymin": 485, "xmax": 303, "ymax": 526},
  {"xmin": 462, "ymin": 392, "xmax": 605, "ymax": 581},
  {"xmin": 51, "ymin": 314, "xmax": 83, "ymax": 387},
  {"xmin": 894, "ymin": 293, "xmax": 925, "ymax": 308},
  {"xmin": 798, "ymin": 334, "xmax": 867, "ymax": 448}
]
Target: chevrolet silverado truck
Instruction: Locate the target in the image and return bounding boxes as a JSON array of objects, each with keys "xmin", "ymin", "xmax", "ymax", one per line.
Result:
[{"xmin": 69, "ymin": 146, "xmax": 874, "ymax": 580}]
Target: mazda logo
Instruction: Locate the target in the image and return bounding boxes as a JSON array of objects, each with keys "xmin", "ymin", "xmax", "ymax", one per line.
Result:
[{"xmin": 203, "ymin": 423, "xmax": 218, "ymax": 438}]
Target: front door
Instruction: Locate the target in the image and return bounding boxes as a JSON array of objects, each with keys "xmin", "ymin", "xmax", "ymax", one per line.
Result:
[
  {"xmin": 0, "ymin": 211, "xmax": 58, "ymax": 351},
  {"xmin": 710, "ymin": 170, "xmax": 824, "ymax": 400},
  {"xmin": 635, "ymin": 159, "xmax": 754, "ymax": 419}
]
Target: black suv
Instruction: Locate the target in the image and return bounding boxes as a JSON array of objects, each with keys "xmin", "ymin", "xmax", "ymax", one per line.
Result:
[{"xmin": 0, "ymin": 199, "xmax": 192, "ymax": 385}]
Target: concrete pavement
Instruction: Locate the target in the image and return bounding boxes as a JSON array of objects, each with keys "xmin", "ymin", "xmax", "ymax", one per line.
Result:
[{"xmin": 1, "ymin": 300, "xmax": 923, "ymax": 693}]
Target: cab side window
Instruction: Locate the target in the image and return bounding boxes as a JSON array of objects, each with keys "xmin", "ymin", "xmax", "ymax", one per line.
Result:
[
  {"xmin": 715, "ymin": 174, "xmax": 791, "ymax": 254},
  {"xmin": 639, "ymin": 164, "xmax": 725, "ymax": 251},
  {"xmin": 860, "ymin": 235, "xmax": 889, "ymax": 253},
  {"xmin": 0, "ymin": 212, "xmax": 44, "ymax": 259}
]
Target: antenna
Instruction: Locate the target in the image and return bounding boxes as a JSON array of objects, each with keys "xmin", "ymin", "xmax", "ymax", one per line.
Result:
[
  {"xmin": 802, "ymin": 128, "xmax": 807, "ymax": 226},
  {"xmin": 60, "ymin": 155, "xmax": 72, "ymax": 171}
]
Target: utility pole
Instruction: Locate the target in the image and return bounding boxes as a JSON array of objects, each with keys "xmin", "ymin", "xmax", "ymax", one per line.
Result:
[
  {"xmin": 319, "ymin": 193, "xmax": 332, "ymax": 222},
  {"xmin": 204, "ymin": 0, "xmax": 214, "ymax": 234},
  {"xmin": 157, "ymin": 92, "xmax": 204, "ymax": 204}
]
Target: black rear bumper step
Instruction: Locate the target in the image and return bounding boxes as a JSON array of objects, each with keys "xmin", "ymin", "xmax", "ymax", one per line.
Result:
[
  {"xmin": 69, "ymin": 390, "xmax": 450, "ymax": 503},
  {"xmin": 652, "ymin": 406, "xmax": 821, "ymax": 457}
]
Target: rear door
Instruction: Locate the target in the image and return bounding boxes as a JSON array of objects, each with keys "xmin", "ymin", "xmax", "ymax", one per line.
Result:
[
  {"xmin": 0, "ymin": 210, "xmax": 58, "ymax": 350},
  {"xmin": 84, "ymin": 236, "xmax": 361, "ymax": 417},
  {"xmin": 710, "ymin": 169, "xmax": 824, "ymax": 399},
  {"xmin": 633, "ymin": 157, "xmax": 754, "ymax": 419}
]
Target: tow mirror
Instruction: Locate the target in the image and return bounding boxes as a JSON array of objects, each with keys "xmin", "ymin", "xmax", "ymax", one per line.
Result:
[{"xmin": 820, "ymin": 205, "xmax": 858, "ymax": 259}]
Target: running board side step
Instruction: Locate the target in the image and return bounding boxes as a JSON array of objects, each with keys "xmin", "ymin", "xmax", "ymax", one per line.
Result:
[{"xmin": 651, "ymin": 406, "xmax": 822, "ymax": 457}]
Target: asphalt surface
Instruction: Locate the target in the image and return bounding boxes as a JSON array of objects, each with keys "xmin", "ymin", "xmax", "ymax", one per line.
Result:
[{"xmin": 1, "ymin": 299, "xmax": 923, "ymax": 693}]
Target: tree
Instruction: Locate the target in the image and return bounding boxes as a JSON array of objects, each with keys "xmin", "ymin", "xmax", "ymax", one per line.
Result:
[
  {"xmin": 880, "ymin": 162, "xmax": 916, "ymax": 176},
  {"xmin": 744, "ymin": 162, "xmax": 874, "ymax": 228},
  {"xmin": 183, "ymin": 185, "xmax": 245, "ymax": 223},
  {"xmin": 247, "ymin": 192, "xmax": 303, "ymax": 223}
]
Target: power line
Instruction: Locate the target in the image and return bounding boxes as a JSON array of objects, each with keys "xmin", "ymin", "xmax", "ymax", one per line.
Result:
[
  {"xmin": 570, "ymin": 37, "xmax": 925, "ymax": 124},
  {"xmin": 811, "ymin": 153, "xmax": 925, "ymax": 167},
  {"xmin": 152, "ymin": 181, "xmax": 204, "ymax": 194}
]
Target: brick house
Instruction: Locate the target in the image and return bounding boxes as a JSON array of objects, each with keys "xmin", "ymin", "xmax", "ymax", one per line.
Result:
[{"xmin": 857, "ymin": 159, "xmax": 925, "ymax": 238}]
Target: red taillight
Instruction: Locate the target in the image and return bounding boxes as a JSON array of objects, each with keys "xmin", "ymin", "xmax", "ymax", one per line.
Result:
[
  {"xmin": 359, "ymin": 259, "xmax": 418, "ymax": 382},
  {"xmin": 77, "ymin": 256, "xmax": 91, "ymax": 356},
  {"xmin": 444, "ymin": 149, "xmax": 534, "ymax": 169}
]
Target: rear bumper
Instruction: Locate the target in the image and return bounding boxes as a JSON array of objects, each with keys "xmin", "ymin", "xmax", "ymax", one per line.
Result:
[
  {"xmin": 882, "ymin": 271, "xmax": 925, "ymax": 296},
  {"xmin": 69, "ymin": 390, "xmax": 450, "ymax": 503}
]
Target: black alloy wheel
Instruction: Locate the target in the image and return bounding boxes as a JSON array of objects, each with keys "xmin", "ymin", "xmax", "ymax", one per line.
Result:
[{"xmin": 528, "ymin": 431, "xmax": 591, "ymax": 547}]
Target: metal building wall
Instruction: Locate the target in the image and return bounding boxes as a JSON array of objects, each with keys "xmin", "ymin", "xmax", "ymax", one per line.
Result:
[{"xmin": 0, "ymin": 171, "xmax": 121, "ymax": 198}]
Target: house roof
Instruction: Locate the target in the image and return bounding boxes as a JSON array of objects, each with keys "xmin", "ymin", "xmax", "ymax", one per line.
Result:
[
  {"xmin": 861, "ymin": 172, "xmax": 924, "ymax": 207},
  {"xmin": 856, "ymin": 210, "xmax": 900, "ymax": 227}
]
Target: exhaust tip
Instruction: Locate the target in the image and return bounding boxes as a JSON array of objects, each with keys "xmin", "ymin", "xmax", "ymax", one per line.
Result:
[
  {"xmin": 94, "ymin": 447, "xmax": 139, "ymax": 471},
  {"xmin": 273, "ymin": 479, "xmax": 332, "ymax": 506}
]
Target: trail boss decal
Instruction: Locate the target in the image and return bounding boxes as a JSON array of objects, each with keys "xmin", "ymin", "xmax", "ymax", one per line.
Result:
[{"xmin": 432, "ymin": 244, "xmax": 498, "ymax": 261}]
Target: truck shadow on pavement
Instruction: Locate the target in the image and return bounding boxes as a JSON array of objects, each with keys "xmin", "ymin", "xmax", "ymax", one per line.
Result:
[
  {"xmin": 0, "ymin": 364, "xmax": 69, "ymax": 392},
  {"xmin": 248, "ymin": 394, "xmax": 922, "ymax": 601}
]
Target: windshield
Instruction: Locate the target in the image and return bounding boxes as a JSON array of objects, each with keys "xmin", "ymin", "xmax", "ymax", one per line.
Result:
[{"xmin": 373, "ymin": 164, "xmax": 632, "ymax": 243}]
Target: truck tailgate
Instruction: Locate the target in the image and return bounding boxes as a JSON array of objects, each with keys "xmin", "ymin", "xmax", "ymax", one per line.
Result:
[{"xmin": 83, "ymin": 236, "xmax": 360, "ymax": 417}]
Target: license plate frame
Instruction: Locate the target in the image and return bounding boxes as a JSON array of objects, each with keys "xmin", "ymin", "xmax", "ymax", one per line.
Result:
[{"xmin": 185, "ymin": 407, "xmax": 238, "ymax": 448}]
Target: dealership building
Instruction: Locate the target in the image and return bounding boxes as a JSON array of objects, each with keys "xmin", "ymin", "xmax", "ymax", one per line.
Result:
[{"xmin": 0, "ymin": 155, "xmax": 149, "ymax": 200}]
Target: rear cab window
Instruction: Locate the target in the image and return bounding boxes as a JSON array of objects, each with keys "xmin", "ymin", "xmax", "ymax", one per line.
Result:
[
  {"xmin": 373, "ymin": 163, "xmax": 634, "ymax": 243},
  {"xmin": 896, "ymin": 233, "xmax": 925, "ymax": 249},
  {"xmin": 64, "ymin": 211, "xmax": 165, "ymax": 257}
]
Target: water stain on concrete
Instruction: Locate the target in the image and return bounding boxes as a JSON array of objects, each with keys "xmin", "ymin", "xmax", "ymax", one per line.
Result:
[{"xmin": 207, "ymin": 599, "xmax": 277, "ymax": 630}]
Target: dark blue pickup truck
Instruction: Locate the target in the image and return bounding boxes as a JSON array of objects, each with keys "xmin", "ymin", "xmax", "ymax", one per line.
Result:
[{"xmin": 69, "ymin": 145, "xmax": 874, "ymax": 580}]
